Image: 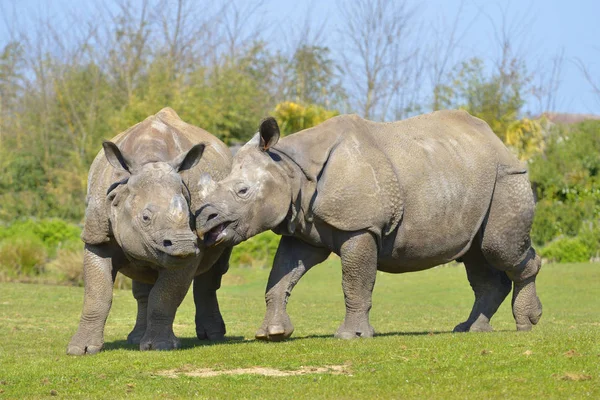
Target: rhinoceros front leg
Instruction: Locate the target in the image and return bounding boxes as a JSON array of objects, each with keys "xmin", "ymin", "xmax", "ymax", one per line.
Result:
[
  {"xmin": 126, "ymin": 280, "xmax": 153, "ymax": 344},
  {"xmin": 139, "ymin": 268, "xmax": 195, "ymax": 351},
  {"xmin": 335, "ymin": 231, "xmax": 377, "ymax": 339},
  {"xmin": 194, "ymin": 247, "xmax": 231, "ymax": 341},
  {"xmin": 255, "ymin": 236, "xmax": 331, "ymax": 341},
  {"xmin": 67, "ymin": 244, "xmax": 116, "ymax": 355}
]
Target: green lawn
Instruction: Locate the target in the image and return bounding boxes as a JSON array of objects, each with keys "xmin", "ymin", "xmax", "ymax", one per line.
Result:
[{"xmin": 1, "ymin": 260, "xmax": 599, "ymax": 399}]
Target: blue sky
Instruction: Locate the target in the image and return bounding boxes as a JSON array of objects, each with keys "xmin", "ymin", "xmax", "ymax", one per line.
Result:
[{"xmin": 2, "ymin": 0, "xmax": 599, "ymax": 115}]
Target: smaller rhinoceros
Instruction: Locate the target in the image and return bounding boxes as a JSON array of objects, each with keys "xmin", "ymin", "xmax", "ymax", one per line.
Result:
[
  {"xmin": 194, "ymin": 110, "xmax": 542, "ymax": 341},
  {"xmin": 67, "ymin": 108, "xmax": 232, "ymax": 355}
]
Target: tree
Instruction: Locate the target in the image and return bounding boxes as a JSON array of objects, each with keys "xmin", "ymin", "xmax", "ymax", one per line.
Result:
[
  {"xmin": 287, "ymin": 45, "xmax": 345, "ymax": 109},
  {"xmin": 576, "ymin": 49, "xmax": 600, "ymax": 109},
  {"xmin": 0, "ymin": 41, "xmax": 24, "ymax": 150},
  {"xmin": 435, "ymin": 57, "xmax": 528, "ymax": 141},
  {"xmin": 338, "ymin": 0, "xmax": 420, "ymax": 120},
  {"xmin": 272, "ymin": 101, "xmax": 338, "ymax": 136}
]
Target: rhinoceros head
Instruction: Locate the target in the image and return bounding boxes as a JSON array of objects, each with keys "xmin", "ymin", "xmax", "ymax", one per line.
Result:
[
  {"xmin": 103, "ymin": 141, "xmax": 205, "ymax": 268},
  {"xmin": 195, "ymin": 118, "xmax": 291, "ymax": 247}
]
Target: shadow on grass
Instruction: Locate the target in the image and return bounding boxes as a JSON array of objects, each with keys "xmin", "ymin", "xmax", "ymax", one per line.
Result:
[
  {"xmin": 103, "ymin": 335, "xmax": 248, "ymax": 352},
  {"xmin": 103, "ymin": 328, "xmax": 513, "ymax": 351},
  {"xmin": 283, "ymin": 330, "xmax": 455, "ymax": 342}
]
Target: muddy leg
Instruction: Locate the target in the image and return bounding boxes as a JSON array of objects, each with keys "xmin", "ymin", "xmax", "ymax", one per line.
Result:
[
  {"xmin": 454, "ymin": 246, "xmax": 512, "ymax": 332},
  {"xmin": 335, "ymin": 231, "xmax": 377, "ymax": 339},
  {"xmin": 255, "ymin": 236, "xmax": 330, "ymax": 341}
]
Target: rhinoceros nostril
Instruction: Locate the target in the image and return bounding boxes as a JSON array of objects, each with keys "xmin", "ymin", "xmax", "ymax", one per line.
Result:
[
  {"xmin": 163, "ymin": 240, "xmax": 173, "ymax": 247},
  {"xmin": 207, "ymin": 213, "xmax": 218, "ymax": 222}
]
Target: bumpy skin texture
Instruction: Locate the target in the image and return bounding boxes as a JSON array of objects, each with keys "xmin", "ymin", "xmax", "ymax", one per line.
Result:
[
  {"xmin": 67, "ymin": 108, "xmax": 232, "ymax": 355},
  {"xmin": 195, "ymin": 110, "xmax": 542, "ymax": 340}
]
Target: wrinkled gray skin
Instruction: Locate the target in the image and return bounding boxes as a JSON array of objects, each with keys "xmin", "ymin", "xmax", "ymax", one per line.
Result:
[
  {"xmin": 195, "ymin": 110, "xmax": 542, "ymax": 341},
  {"xmin": 67, "ymin": 108, "xmax": 232, "ymax": 355}
]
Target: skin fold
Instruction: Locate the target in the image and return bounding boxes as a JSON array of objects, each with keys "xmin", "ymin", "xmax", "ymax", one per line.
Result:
[
  {"xmin": 194, "ymin": 110, "xmax": 542, "ymax": 341},
  {"xmin": 67, "ymin": 108, "xmax": 232, "ymax": 355}
]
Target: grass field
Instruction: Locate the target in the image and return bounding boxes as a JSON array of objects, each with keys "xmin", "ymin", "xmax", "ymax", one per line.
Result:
[{"xmin": 0, "ymin": 260, "xmax": 599, "ymax": 399}]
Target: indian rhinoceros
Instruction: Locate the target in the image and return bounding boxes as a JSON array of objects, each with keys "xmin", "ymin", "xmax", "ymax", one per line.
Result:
[
  {"xmin": 194, "ymin": 110, "xmax": 543, "ymax": 341},
  {"xmin": 67, "ymin": 108, "xmax": 232, "ymax": 355}
]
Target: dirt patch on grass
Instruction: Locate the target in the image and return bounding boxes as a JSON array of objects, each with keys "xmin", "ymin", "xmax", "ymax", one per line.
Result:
[
  {"xmin": 554, "ymin": 372, "xmax": 592, "ymax": 381},
  {"xmin": 563, "ymin": 349, "xmax": 581, "ymax": 358},
  {"xmin": 156, "ymin": 364, "xmax": 349, "ymax": 378}
]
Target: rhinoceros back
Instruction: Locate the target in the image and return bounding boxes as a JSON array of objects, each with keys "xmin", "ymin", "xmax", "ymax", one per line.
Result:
[{"xmin": 370, "ymin": 110, "xmax": 521, "ymax": 268}]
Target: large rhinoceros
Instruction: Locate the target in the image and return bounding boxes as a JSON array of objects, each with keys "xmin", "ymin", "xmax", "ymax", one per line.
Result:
[
  {"xmin": 67, "ymin": 108, "xmax": 232, "ymax": 355},
  {"xmin": 194, "ymin": 110, "xmax": 542, "ymax": 341}
]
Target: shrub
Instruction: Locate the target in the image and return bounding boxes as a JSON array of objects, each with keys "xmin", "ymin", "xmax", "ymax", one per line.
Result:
[
  {"xmin": 45, "ymin": 248, "xmax": 84, "ymax": 286},
  {"xmin": 45, "ymin": 246, "xmax": 132, "ymax": 289},
  {"xmin": 0, "ymin": 218, "xmax": 81, "ymax": 256},
  {"xmin": 0, "ymin": 233, "xmax": 48, "ymax": 279},
  {"xmin": 578, "ymin": 221, "xmax": 600, "ymax": 260},
  {"xmin": 230, "ymin": 231, "xmax": 281, "ymax": 268},
  {"xmin": 532, "ymin": 198, "xmax": 598, "ymax": 247},
  {"xmin": 539, "ymin": 237, "xmax": 591, "ymax": 263}
]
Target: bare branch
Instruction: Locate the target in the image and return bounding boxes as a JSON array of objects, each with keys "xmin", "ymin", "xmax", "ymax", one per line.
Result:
[{"xmin": 338, "ymin": 0, "xmax": 420, "ymax": 120}]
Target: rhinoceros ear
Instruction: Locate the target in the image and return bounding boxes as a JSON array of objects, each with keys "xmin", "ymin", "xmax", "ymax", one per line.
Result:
[
  {"xmin": 258, "ymin": 117, "xmax": 280, "ymax": 151},
  {"xmin": 170, "ymin": 143, "xmax": 206, "ymax": 172},
  {"xmin": 103, "ymin": 141, "xmax": 134, "ymax": 173}
]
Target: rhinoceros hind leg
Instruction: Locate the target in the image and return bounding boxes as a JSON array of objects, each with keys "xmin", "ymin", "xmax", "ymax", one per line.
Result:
[
  {"xmin": 479, "ymin": 172, "xmax": 542, "ymax": 331},
  {"xmin": 454, "ymin": 245, "xmax": 511, "ymax": 333}
]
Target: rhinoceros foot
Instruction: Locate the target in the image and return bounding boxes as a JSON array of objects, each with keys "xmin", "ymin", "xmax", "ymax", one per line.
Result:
[
  {"xmin": 196, "ymin": 317, "xmax": 226, "ymax": 341},
  {"xmin": 334, "ymin": 320, "xmax": 375, "ymax": 339},
  {"xmin": 67, "ymin": 332, "xmax": 104, "ymax": 355},
  {"xmin": 513, "ymin": 281, "xmax": 542, "ymax": 331},
  {"xmin": 139, "ymin": 330, "xmax": 180, "ymax": 351},
  {"xmin": 255, "ymin": 313, "xmax": 294, "ymax": 341},
  {"xmin": 127, "ymin": 325, "xmax": 146, "ymax": 345},
  {"xmin": 453, "ymin": 317, "xmax": 493, "ymax": 333}
]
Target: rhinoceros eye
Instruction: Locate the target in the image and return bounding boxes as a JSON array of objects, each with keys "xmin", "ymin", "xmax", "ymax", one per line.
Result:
[
  {"xmin": 235, "ymin": 183, "xmax": 250, "ymax": 198},
  {"xmin": 141, "ymin": 209, "xmax": 153, "ymax": 224}
]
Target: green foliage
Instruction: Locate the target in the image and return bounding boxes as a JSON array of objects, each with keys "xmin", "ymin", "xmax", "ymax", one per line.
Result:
[
  {"xmin": 273, "ymin": 101, "xmax": 339, "ymax": 135},
  {"xmin": 45, "ymin": 248, "xmax": 84, "ymax": 286},
  {"xmin": 539, "ymin": 237, "xmax": 591, "ymax": 263},
  {"xmin": 529, "ymin": 121, "xmax": 600, "ymax": 252},
  {"xmin": 504, "ymin": 118, "xmax": 544, "ymax": 160},
  {"xmin": 0, "ymin": 219, "xmax": 81, "ymax": 281},
  {"xmin": 230, "ymin": 231, "xmax": 281, "ymax": 268},
  {"xmin": 532, "ymin": 198, "xmax": 598, "ymax": 246},
  {"xmin": 529, "ymin": 121, "xmax": 600, "ymax": 202},
  {"xmin": 0, "ymin": 17, "xmax": 345, "ymax": 223},
  {"xmin": 578, "ymin": 221, "xmax": 600, "ymax": 259},
  {"xmin": 434, "ymin": 57, "xmax": 529, "ymax": 141},
  {"xmin": 0, "ymin": 233, "xmax": 47, "ymax": 278},
  {"xmin": 0, "ymin": 219, "xmax": 81, "ymax": 254},
  {"xmin": 286, "ymin": 45, "xmax": 346, "ymax": 108}
]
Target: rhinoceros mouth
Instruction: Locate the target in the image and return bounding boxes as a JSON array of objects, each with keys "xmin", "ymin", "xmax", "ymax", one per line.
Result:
[
  {"xmin": 157, "ymin": 252, "xmax": 197, "ymax": 268},
  {"xmin": 203, "ymin": 221, "xmax": 232, "ymax": 247}
]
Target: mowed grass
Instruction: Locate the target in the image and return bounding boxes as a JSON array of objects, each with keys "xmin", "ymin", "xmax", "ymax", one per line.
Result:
[{"xmin": 0, "ymin": 260, "xmax": 599, "ymax": 399}]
